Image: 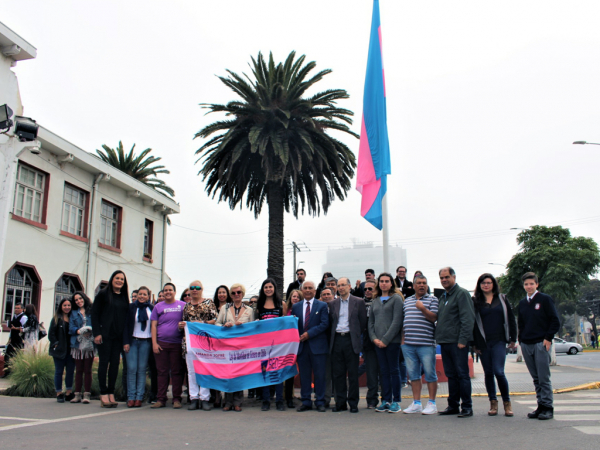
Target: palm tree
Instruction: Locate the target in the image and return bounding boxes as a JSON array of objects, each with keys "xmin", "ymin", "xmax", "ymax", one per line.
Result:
[
  {"xmin": 96, "ymin": 141, "xmax": 175, "ymax": 198},
  {"xmin": 195, "ymin": 51, "xmax": 358, "ymax": 295}
]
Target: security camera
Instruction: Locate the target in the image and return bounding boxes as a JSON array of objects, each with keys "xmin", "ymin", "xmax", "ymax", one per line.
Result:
[
  {"xmin": 29, "ymin": 145, "xmax": 41, "ymax": 155},
  {"xmin": 15, "ymin": 116, "xmax": 39, "ymax": 142}
]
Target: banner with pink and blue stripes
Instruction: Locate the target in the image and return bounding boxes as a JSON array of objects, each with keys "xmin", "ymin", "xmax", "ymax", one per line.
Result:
[
  {"xmin": 356, "ymin": 0, "xmax": 391, "ymax": 230},
  {"xmin": 185, "ymin": 316, "xmax": 299, "ymax": 393}
]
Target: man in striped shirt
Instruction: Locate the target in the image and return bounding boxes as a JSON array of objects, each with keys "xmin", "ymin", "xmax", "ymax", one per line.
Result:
[{"xmin": 401, "ymin": 275, "xmax": 439, "ymax": 415}]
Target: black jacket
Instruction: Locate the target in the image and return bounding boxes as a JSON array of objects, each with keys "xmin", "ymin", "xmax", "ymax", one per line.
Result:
[
  {"xmin": 472, "ymin": 294, "xmax": 517, "ymax": 350},
  {"xmin": 92, "ymin": 288, "xmax": 129, "ymax": 340},
  {"xmin": 123, "ymin": 302, "xmax": 154, "ymax": 346},
  {"xmin": 518, "ymin": 292, "xmax": 560, "ymax": 344},
  {"xmin": 286, "ymin": 280, "xmax": 302, "ymax": 300},
  {"xmin": 395, "ymin": 277, "xmax": 415, "ymax": 298},
  {"xmin": 48, "ymin": 318, "xmax": 70, "ymax": 359}
]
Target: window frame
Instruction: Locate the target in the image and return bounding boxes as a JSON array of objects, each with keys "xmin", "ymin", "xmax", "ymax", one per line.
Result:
[
  {"xmin": 2, "ymin": 262, "xmax": 42, "ymax": 332},
  {"xmin": 98, "ymin": 199, "xmax": 122, "ymax": 253},
  {"xmin": 59, "ymin": 182, "xmax": 90, "ymax": 242},
  {"xmin": 143, "ymin": 219, "xmax": 154, "ymax": 262},
  {"xmin": 54, "ymin": 273, "xmax": 84, "ymax": 312},
  {"xmin": 10, "ymin": 161, "xmax": 49, "ymax": 230}
]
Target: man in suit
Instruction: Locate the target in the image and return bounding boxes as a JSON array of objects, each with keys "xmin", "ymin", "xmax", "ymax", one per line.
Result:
[
  {"xmin": 395, "ymin": 266, "xmax": 415, "ymax": 298},
  {"xmin": 292, "ymin": 280, "xmax": 329, "ymax": 412},
  {"xmin": 319, "ymin": 286, "xmax": 335, "ymax": 407},
  {"xmin": 329, "ymin": 277, "xmax": 367, "ymax": 413},
  {"xmin": 286, "ymin": 268, "xmax": 306, "ymax": 300},
  {"xmin": 518, "ymin": 272, "xmax": 560, "ymax": 420}
]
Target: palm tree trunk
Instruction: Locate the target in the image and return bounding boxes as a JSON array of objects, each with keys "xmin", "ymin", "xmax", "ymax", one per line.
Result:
[{"xmin": 267, "ymin": 182, "xmax": 285, "ymax": 297}]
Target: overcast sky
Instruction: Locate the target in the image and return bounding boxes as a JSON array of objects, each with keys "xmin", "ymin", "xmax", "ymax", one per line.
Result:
[{"xmin": 4, "ymin": 0, "xmax": 600, "ymax": 297}]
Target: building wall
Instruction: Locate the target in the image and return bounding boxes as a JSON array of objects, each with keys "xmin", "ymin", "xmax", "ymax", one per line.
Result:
[
  {"xmin": 322, "ymin": 244, "xmax": 407, "ymax": 285},
  {"xmin": 1, "ymin": 148, "xmax": 168, "ymax": 343}
]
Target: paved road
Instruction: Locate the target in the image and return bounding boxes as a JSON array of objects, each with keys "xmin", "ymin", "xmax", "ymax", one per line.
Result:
[{"xmin": 1, "ymin": 391, "xmax": 599, "ymax": 448}]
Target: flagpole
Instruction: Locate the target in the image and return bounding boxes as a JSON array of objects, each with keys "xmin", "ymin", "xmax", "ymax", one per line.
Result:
[{"xmin": 382, "ymin": 193, "xmax": 390, "ymax": 272}]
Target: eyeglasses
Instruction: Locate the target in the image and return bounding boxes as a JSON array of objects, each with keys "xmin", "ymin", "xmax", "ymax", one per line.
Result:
[
  {"xmin": 189, "ymin": 286, "xmax": 203, "ymax": 290},
  {"xmin": 232, "ymin": 291, "xmax": 243, "ymax": 295},
  {"xmin": 183, "ymin": 293, "xmax": 191, "ymax": 297},
  {"xmin": 364, "ymin": 287, "xmax": 374, "ymax": 291}
]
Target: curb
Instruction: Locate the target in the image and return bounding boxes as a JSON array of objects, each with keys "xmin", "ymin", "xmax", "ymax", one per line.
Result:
[{"xmin": 396, "ymin": 381, "xmax": 600, "ymax": 399}]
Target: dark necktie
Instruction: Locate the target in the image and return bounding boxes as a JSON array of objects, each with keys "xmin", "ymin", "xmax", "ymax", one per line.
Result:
[{"xmin": 304, "ymin": 302, "xmax": 311, "ymax": 329}]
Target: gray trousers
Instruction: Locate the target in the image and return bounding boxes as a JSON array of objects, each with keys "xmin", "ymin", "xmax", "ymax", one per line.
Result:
[
  {"xmin": 325, "ymin": 352, "xmax": 334, "ymax": 405},
  {"xmin": 521, "ymin": 342, "xmax": 553, "ymax": 408}
]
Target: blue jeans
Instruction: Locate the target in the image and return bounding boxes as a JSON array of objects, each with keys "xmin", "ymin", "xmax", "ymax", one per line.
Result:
[
  {"xmin": 440, "ymin": 343, "xmax": 472, "ymax": 410},
  {"xmin": 479, "ymin": 340, "xmax": 510, "ymax": 402},
  {"xmin": 375, "ymin": 343, "xmax": 401, "ymax": 403},
  {"xmin": 127, "ymin": 338, "xmax": 151, "ymax": 401},
  {"xmin": 401, "ymin": 344, "xmax": 438, "ymax": 383},
  {"xmin": 53, "ymin": 354, "xmax": 75, "ymax": 393},
  {"xmin": 262, "ymin": 383, "xmax": 283, "ymax": 403}
]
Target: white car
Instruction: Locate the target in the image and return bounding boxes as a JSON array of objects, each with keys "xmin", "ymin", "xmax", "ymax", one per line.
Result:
[{"xmin": 553, "ymin": 338, "xmax": 583, "ymax": 355}]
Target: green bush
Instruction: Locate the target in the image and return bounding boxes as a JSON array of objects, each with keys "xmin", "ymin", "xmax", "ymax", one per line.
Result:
[{"xmin": 6, "ymin": 344, "xmax": 55, "ymax": 398}]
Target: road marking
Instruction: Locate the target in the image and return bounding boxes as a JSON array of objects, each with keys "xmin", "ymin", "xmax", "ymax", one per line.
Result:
[
  {"xmin": 0, "ymin": 408, "xmax": 138, "ymax": 431},
  {"xmin": 545, "ymin": 405, "xmax": 600, "ymax": 412},
  {"xmin": 0, "ymin": 417, "xmax": 40, "ymax": 422},
  {"xmin": 517, "ymin": 400, "xmax": 600, "ymax": 405},
  {"xmin": 555, "ymin": 414, "xmax": 600, "ymax": 421},
  {"xmin": 572, "ymin": 426, "xmax": 600, "ymax": 435}
]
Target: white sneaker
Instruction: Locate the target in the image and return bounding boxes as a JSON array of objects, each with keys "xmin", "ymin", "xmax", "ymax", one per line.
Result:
[
  {"xmin": 422, "ymin": 401, "xmax": 438, "ymax": 415},
  {"xmin": 403, "ymin": 401, "xmax": 423, "ymax": 414}
]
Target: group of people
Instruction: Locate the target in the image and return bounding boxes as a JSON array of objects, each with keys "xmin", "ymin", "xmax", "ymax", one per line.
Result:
[{"xmin": 9, "ymin": 263, "xmax": 561, "ymax": 420}]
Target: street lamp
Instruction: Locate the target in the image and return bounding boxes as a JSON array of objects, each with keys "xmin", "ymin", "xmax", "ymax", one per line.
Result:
[
  {"xmin": 488, "ymin": 263, "xmax": 506, "ymax": 267},
  {"xmin": 573, "ymin": 141, "xmax": 600, "ymax": 146}
]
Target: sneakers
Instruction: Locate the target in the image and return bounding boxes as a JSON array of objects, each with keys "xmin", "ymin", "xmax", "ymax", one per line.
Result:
[
  {"xmin": 403, "ymin": 402, "xmax": 423, "ymax": 414},
  {"xmin": 388, "ymin": 402, "xmax": 402, "ymax": 413},
  {"xmin": 375, "ymin": 402, "xmax": 390, "ymax": 412},
  {"xmin": 422, "ymin": 401, "xmax": 438, "ymax": 415}
]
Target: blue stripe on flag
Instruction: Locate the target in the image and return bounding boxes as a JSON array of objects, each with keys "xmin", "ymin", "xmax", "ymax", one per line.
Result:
[{"xmin": 197, "ymin": 364, "xmax": 298, "ymax": 392}]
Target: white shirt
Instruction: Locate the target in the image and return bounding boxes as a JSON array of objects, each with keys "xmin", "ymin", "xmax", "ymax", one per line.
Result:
[
  {"xmin": 302, "ymin": 298, "xmax": 314, "ymax": 321},
  {"xmin": 527, "ymin": 290, "xmax": 539, "ymax": 302},
  {"xmin": 132, "ymin": 308, "xmax": 152, "ymax": 339}
]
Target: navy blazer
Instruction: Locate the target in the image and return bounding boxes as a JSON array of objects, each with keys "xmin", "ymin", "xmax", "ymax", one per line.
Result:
[
  {"xmin": 123, "ymin": 302, "xmax": 154, "ymax": 346},
  {"xmin": 292, "ymin": 299, "xmax": 329, "ymax": 355}
]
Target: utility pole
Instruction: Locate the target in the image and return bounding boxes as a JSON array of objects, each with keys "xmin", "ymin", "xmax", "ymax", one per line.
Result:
[{"xmin": 291, "ymin": 241, "xmax": 301, "ymax": 281}]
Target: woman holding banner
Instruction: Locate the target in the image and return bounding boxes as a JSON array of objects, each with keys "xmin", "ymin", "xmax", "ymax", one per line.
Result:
[
  {"xmin": 180, "ymin": 280, "xmax": 217, "ymax": 411},
  {"xmin": 216, "ymin": 283, "xmax": 254, "ymax": 411},
  {"xmin": 256, "ymin": 278, "xmax": 286, "ymax": 411}
]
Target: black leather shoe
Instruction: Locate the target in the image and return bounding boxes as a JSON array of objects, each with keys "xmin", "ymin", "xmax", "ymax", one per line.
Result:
[
  {"xmin": 276, "ymin": 402, "xmax": 285, "ymax": 411},
  {"xmin": 458, "ymin": 409, "xmax": 473, "ymax": 418},
  {"xmin": 261, "ymin": 402, "xmax": 270, "ymax": 411},
  {"xmin": 188, "ymin": 399, "xmax": 199, "ymax": 410},
  {"xmin": 287, "ymin": 400, "xmax": 295, "ymax": 409},
  {"xmin": 331, "ymin": 405, "xmax": 348, "ymax": 412},
  {"xmin": 527, "ymin": 406, "xmax": 542, "ymax": 419},
  {"xmin": 538, "ymin": 407, "xmax": 553, "ymax": 420},
  {"xmin": 350, "ymin": 407, "xmax": 359, "ymax": 413},
  {"xmin": 317, "ymin": 405, "xmax": 326, "ymax": 412},
  {"xmin": 438, "ymin": 407, "xmax": 460, "ymax": 415},
  {"xmin": 324, "ymin": 402, "xmax": 330, "ymax": 408},
  {"xmin": 297, "ymin": 405, "xmax": 312, "ymax": 412}
]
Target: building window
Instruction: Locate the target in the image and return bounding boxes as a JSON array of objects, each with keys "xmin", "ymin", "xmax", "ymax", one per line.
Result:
[
  {"xmin": 95, "ymin": 281, "xmax": 108, "ymax": 297},
  {"xmin": 3, "ymin": 264, "xmax": 40, "ymax": 327},
  {"xmin": 62, "ymin": 184, "xmax": 86, "ymax": 237},
  {"xmin": 13, "ymin": 164, "xmax": 45, "ymax": 223},
  {"xmin": 100, "ymin": 200, "xmax": 121, "ymax": 249},
  {"xmin": 143, "ymin": 219, "xmax": 153, "ymax": 260},
  {"xmin": 54, "ymin": 274, "xmax": 83, "ymax": 311}
]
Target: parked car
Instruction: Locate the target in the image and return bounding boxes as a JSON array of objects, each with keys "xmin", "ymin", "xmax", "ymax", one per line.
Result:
[{"xmin": 553, "ymin": 338, "xmax": 583, "ymax": 355}]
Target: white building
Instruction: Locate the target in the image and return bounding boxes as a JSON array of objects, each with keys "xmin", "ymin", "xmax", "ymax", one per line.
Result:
[
  {"xmin": 322, "ymin": 242, "xmax": 407, "ymax": 284},
  {"xmin": 0, "ymin": 21, "xmax": 180, "ymax": 344}
]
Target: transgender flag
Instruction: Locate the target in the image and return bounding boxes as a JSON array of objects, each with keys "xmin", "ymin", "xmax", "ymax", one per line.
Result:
[
  {"xmin": 356, "ymin": 0, "xmax": 391, "ymax": 230},
  {"xmin": 185, "ymin": 316, "xmax": 299, "ymax": 392}
]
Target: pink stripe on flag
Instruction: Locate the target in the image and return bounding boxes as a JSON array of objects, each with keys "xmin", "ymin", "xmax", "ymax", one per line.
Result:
[
  {"xmin": 356, "ymin": 116, "xmax": 379, "ymax": 216},
  {"xmin": 189, "ymin": 328, "xmax": 299, "ymax": 352},
  {"xmin": 194, "ymin": 354, "xmax": 297, "ymax": 379}
]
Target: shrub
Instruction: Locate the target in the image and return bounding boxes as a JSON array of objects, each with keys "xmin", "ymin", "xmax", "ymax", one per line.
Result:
[{"xmin": 6, "ymin": 343, "xmax": 55, "ymax": 398}]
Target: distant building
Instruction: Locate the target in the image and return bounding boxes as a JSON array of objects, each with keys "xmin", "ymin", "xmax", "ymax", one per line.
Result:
[
  {"xmin": 0, "ymin": 21, "xmax": 180, "ymax": 344},
  {"xmin": 322, "ymin": 242, "xmax": 407, "ymax": 283}
]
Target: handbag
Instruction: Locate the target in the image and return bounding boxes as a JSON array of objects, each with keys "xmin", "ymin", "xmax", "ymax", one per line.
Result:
[{"xmin": 38, "ymin": 322, "xmax": 47, "ymax": 340}]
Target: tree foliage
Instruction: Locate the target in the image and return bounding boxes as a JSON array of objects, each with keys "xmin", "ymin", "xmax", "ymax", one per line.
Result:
[
  {"xmin": 194, "ymin": 51, "xmax": 357, "ymax": 294},
  {"xmin": 498, "ymin": 225, "xmax": 600, "ymax": 315},
  {"xmin": 576, "ymin": 278, "xmax": 600, "ymax": 333},
  {"xmin": 96, "ymin": 141, "xmax": 175, "ymax": 198}
]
